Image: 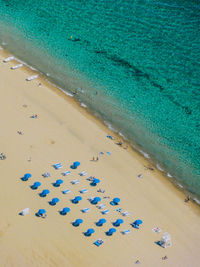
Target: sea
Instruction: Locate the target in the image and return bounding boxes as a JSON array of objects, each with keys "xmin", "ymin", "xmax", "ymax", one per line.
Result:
[{"xmin": 0, "ymin": 0, "xmax": 199, "ymax": 200}]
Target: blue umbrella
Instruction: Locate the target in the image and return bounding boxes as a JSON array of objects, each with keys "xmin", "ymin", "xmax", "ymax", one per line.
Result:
[
  {"xmin": 56, "ymin": 179, "xmax": 63, "ymax": 185},
  {"xmin": 91, "ymin": 197, "xmax": 101, "ymax": 204},
  {"xmin": 91, "ymin": 178, "xmax": 101, "ymax": 186},
  {"xmin": 113, "ymin": 219, "xmax": 124, "ymax": 226},
  {"xmin": 50, "ymin": 198, "xmax": 60, "ymax": 205},
  {"xmin": 113, "ymin": 198, "xmax": 120, "ymax": 204},
  {"xmin": 107, "ymin": 228, "xmax": 116, "ymax": 235},
  {"xmin": 24, "ymin": 173, "xmax": 32, "ymax": 179},
  {"xmin": 73, "ymin": 218, "xmax": 83, "ymax": 226},
  {"xmin": 96, "ymin": 218, "xmax": 106, "ymax": 226},
  {"xmin": 73, "ymin": 161, "xmax": 80, "ymax": 168},
  {"xmin": 72, "ymin": 196, "xmax": 82, "ymax": 203},
  {"xmin": 32, "ymin": 181, "xmax": 41, "ymax": 189},
  {"xmin": 75, "ymin": 218, "xmax": 83, "ymax": 224},
  {"xmin": 42, "ymin": 189, "xmax": 50, "ymax": 195},
  {"xmin": 38, "ymin": 209, "xmax": 46, "ymax": 215},
  {"xmin": 134, "ymin": 219, "xmax": 143, "ymax": 225},
  {"xmin": 60, "ymin": 207, "xmax": 70, "ymax": 215},
  {"xmin": 75, "ymin": 196, "xmax": 82, "ymax": 201},
  {"xmin": 85, "ymin": 228, "xmax": 95, "ymax": 236}
]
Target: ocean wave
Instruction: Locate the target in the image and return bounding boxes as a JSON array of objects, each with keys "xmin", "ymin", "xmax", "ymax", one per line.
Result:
[
  {"xmin": 139, "ymin": 149, "xmax": 150, "ymax": 159},
  {"xmin": 156, "ymin": 163, "xmax": 164, "ymax": 172}
]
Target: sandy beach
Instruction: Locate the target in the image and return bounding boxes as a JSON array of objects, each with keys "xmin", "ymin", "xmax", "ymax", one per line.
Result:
[{"xmin": 0, "ymin": 49, "xmax": 200, "ymax": 267}]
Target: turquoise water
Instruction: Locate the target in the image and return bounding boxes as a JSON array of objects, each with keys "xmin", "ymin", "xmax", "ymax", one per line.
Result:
[{"xmin": 0, "ymin": 0, "xmax": 200, "ymax": 198}]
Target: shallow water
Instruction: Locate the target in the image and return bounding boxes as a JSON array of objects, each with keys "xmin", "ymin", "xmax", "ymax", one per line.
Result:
[{"xmin": 0, "ymin": 0, "xmax": 199, "ymax": 197}]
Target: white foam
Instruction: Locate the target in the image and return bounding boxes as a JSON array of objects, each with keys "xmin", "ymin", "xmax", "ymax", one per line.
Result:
[
  {"xmin": 81, "ymin": 103, "xmax": 87, "ymax": 108},
  {"xmin": 156, "ymin": 163, "xmax": 164, "ymax": 172},
  {"xmin": 46, "ymin": 72, "xmax": 50, "ymax": 76},
  {"xmin": 2, "ymin": 41, "xmax": 6, "ymax": 46},
  {"xmin": 194, "ymin": 198, "xmax": 200, "ymax": 205},
  {"xmin": 0, "ymin": 46, "xmax": 3, "ymax": 50},
  {"xmin": 177, "ymin": 183, "xmax": 183, "ymax": 188},
  {"xmin": 139, "ymin": 149, "xmax": 150, "ymax": 159},
  {"xmin": 167, "ymin": 172, "xmax": 173, "ymax": 178}
]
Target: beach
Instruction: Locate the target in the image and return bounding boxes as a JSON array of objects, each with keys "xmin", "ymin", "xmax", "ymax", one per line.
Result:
[{"xmin": 0, "ymin": 50, "xmax": 200, "ymax": 267}]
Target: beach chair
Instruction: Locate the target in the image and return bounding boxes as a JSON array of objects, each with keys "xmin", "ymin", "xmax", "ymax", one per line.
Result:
[
  {"xmin": 62, "ymin": 171, "xmax": 71, "ymax": 176},
  {"xmin": 42, "ymin": 172, "xmax": 51, "ymax": 178},
  {"xmin": 122, "ymin": 211, "xmax": 130, "ymax": 216},
  {"xmin": 94, "ymin": 239, "xmax": 104, "ymax": 247},
  {"xmin": 97, "ymin": 203, "xmax": 106, "ymax": 209},
  {"xmin": 71, "ymin": 179, "xmax": 80, "ymax": 185},
  {"xmin": 26, "ymin": 74, "xmax": 38, "ymax": 81},
  {"xmin": 63, "ymin": 189, "xmax": 71, "ymax": 194},
  {"xmin": 53, "ymin": 163, "xmax": 63, "ymax": 170},
  {"xmin": 79, "ymin": 171, "xmax": 87, "ymax": 176},
  {"xmin": 3, "ymin": 56, "xmax": 14, "ymax": 63},
  {"xmin": 122, "ymin": 229, "xmax": 130, "ymax": 235},
  {"xmin": 10, "ymin": 63, "xmax": 23, "ymax": 70},
  {"xmin": 102, "ymin": 209, "xmax": 109, "ymax": 215},
  {"xmin": 20, "ymin": 208, "xmax": 30, "ymax": 216},
  {"xmin": 80, "ymin": 188, "xmax": 88, "ymax": 194},
  {"xmin": 81, "ymin": 208, "xmax": 90, "ymax": 213}
]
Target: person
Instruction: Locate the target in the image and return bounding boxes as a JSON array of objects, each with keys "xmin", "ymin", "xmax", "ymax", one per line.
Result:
[
  {"xmin": 135, "ymin": 260, "xmax": 140, "ymax": 264},
  {"xmin": 184, "ymin": 195, "xmax": 191, "ymax": 203},
  {"xmin": 96, "ymin": 157, "xmax": 99, "ymax": 161},
  {"xmin": 162, "ymin": 256, "xmax": 168, "ymax": 260},
  {"xmin": 116, "ymin": 141, "xmax": 123, "ymax": 146},
  {"xmin": 38, "ymin": 83, "xmax": 42, "ymax": 87},
  {"xmin": 17, "ymin": 131, "xmax": 23, "ymax": 135}
]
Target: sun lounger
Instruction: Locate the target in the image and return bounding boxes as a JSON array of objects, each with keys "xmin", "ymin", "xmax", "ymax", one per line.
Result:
[
  {"xmin": 79, "ymin": 171, "xmax": 87, "ymax": 176},
  {"xmin": 42, "ymin": 172, "xmax": 51, "ymax": 178},
  {"xmin": 122, "ymin": 211, "xmax": 130, "ymax": 216},
  {"xmin": 97, "ymin": 203, "xmax": 106, "ymax": 209},
  {"xmin": 94, "ymin": 239, "xmax": 104, "ymax": 247},
  {"xmin": 53, "ymin": 163, "xmax": 63, "ymax": 169},
  {"xmin": 26, "ymin": 74, "xmax": 38, "ymax": 81},
  {"xmin": 122, "ymin": 229, "xmax": 130, "ymax": 235},
  {"xmin": 3, "ymin": 56, "xmax": 14, "ymax": 63},
  {"xmin": 81, "ymin": 208, "xmax": 90, "ymax": 213},
  {"xmin": 63, "ymin": 189, "xmax": 71, "ymax": 194},
  {"xmin": 87, "ymin": 176, "xmax": 95, "ymax": 181},
  {"xmin": 10, "ymin": 63, "xmax": 23, "ymax": 70},
  {"xmin": 71, "ymin": 179, "xmax": 80, "ymax": 185},
  {"xmin": 102, "ymin": 209, "xmax": 109, "ymax": 215},
  {"xmin": 62, "ymin": 171, "xmax": 71, "ymax": 176},
  {"xmin": 20, "ymin": 208, "xmax": 30, "ymax": 216},
  {"xmin": 80, "ymin": 188, "xmax": 88, "ymax": 194}
]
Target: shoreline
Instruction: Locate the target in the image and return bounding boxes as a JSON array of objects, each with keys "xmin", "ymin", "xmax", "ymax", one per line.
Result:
[
  {"xmin": 0, "ymin": 46, "xmax": 199, "ymax": 209},
  {"xmin": 0, "ymin": 47, "xmax": 200, "ymax": 266}
]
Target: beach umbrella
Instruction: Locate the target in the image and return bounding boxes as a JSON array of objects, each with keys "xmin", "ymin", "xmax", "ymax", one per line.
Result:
[
  {"xmin": 42, "ymin": 189, "xmax": 50, "ymax": 195},
  {"xmin": 91, "ymin": 197, "xmax": 101, "ymax": 204},
  {"xmin": 32, "ymin": 181, "xmax": 41, "ymax": 189},
  {"xmin": 107, "ymin": 228, "xmax": 117, "ymax": 235},
  {"xmin": 72, "ymin": 196, "xmax": 82, "ymax": 203},
  {"xmin": 85, "ymin": 228, "xmax": 95, "ymax": 236},
  {"xmin": 60, "ymin": 207, "xmax": 70, "ymax": 215},
  {"xmin": 50, "ymin": 198, "xmax": 60, "ymax": 205},
  {"xmin": 38, "ymin": 209, "xmax": 46, "ymax": 215},
  {"xmin": 113, "ymin": 219, "xmax": 124, "ymax": 226},
  {"xmin": 75, "ymin": 218, "xmax": 83, "ymax": 224},
  {"xmin": 91, "ymin": 178, "xmax": 101, "ymax": 186},
  {"xmin": 113, "ymin": 198, "xmax": 120, "ymax": 204},
  {"xmin": 96, "ymin": 218, "xmax": 107, "ymax": 226},
  {"xmin": 75, "ymin": 196, "xmax": 82, "ymax": 201},
  {"xmin": 24, "ymin": 173, "xmax": 32, "ymax": 179},
  {"xmin": 134, "ymin": 219, "xmax": 143, "ymax": 225},
  {"xmin": 73, "ymin": 218, "xmax": 83, "ymax": 226},
  {"xmin": 56, "ymin": 179, "xmax": 63, "ymax": 185},
  {"xmin": 73, "ymin": 161, "xmax": 80, "ymax": 168}
]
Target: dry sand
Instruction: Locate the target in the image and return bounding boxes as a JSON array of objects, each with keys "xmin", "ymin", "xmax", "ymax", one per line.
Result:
[{"xmin": 0, "ymin": 50, "xmax": 200, "ymax": 267}]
